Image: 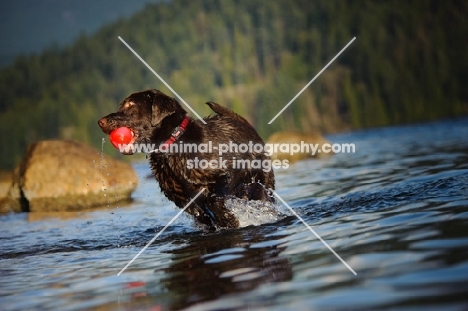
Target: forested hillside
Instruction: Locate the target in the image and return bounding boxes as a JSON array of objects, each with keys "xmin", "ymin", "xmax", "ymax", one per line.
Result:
[{"xmin": 0, "ymin": 0, "xmax": 467, "ymax": 169}]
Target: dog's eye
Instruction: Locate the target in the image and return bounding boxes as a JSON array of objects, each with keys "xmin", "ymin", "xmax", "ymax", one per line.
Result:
[{"xmin": 123, "ymin": 102, "xmax": 135, "ymax": 109}]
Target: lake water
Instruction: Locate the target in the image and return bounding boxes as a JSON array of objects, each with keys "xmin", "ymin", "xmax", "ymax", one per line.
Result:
[{"xmin": 1, "ymin": 118, "xmax": 468, "ymax": 310}]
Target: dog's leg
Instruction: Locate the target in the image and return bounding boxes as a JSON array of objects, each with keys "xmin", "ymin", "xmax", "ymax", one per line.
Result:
[
  {"xmin": 204, "ymin": 196, "xmax": 240, "ymax": 229},
  {"xmin": 244, "ymin": 182, "xmax": 274, "ymax": 202}
]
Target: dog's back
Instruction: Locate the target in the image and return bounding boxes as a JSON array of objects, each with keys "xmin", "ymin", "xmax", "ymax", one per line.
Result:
[{"xmin": 202, "ymin": 101, "xmax": 275, "ymax": 191}]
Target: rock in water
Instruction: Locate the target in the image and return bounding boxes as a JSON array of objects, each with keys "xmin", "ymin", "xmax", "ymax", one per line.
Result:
[
  {"xmin": 0, "ymin": 171, "xmax": 12, "ymax": 213},
  {"xmin": 267, "ymin": 131, "xmax": 333, "ymax": 162},
  {"xmin": 3, "ymin": 140, "xmax": 138, "ymax": 212}
]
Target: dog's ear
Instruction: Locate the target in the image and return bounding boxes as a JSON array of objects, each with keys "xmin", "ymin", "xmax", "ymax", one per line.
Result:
[{"xmin": 150, "ymin": 90, "xmax": 177, "ymax": 126}]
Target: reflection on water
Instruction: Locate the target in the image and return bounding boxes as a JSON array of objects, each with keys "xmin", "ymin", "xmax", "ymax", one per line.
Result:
[
  {"xmin": 26, "ymin": 200, "xmax": 134, "ymax": 222},
  {"xmin": 162, "ymin": 227, "xmax": 292, "ymax": 310},
  {"xmin": 1, "ymin": 118, "xmax": 468, "ymax": 310}
]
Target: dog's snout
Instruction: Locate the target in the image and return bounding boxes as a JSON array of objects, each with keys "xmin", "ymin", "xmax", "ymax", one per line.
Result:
[{"xmin": 98, "ymin": 117, "xmax": 107, "ymax": 128}]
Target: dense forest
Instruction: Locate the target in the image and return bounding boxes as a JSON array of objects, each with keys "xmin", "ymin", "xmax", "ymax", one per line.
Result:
[{"xmin": 0, "ymin": 0, "xmax": 467, "ymax": 169}]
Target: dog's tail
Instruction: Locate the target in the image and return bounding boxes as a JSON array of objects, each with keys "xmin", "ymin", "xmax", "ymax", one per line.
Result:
[{"xmin": 205, "ymin": 101, "xmax": 250, "ymax": 125}]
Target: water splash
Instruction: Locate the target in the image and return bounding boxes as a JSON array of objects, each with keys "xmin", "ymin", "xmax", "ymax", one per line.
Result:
[{"xmin": 225, "ymin": 197, "xmax": 291, "ymax": 227}]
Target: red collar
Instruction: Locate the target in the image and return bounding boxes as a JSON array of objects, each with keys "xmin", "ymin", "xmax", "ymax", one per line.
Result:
[{"xmin": 159, "ymin": 116, "xmax": 190, "ymax": 151}]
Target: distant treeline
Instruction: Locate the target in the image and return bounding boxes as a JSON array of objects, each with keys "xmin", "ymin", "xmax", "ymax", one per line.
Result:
[{"xmin": 0, "ymin": 0, "xmax": 467, "ymax": 169}]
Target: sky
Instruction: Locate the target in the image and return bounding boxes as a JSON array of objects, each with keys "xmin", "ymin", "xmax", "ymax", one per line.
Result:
[{"xmin": 0, "ymin": 0, "xmax": 162, "ymax": 66}]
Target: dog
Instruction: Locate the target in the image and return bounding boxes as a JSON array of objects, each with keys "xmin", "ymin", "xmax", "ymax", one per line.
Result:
[{"xmin": 98, "ymin": 89, "xmax": 275, "ymax": 230}]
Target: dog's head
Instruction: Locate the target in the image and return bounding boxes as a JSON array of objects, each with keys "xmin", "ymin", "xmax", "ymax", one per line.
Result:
[{"xmin": 98, "ymin": 89, "xmax": 185, "ymax": 154}]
